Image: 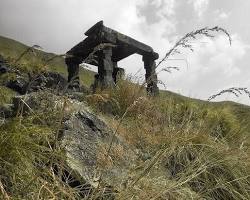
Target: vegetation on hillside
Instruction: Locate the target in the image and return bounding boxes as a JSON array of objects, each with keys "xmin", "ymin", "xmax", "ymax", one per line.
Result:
[
  {"xmin": 1, "ymin": 79, "xmax": 250, "ymax": 199},
  {"xmin": 0, "ymin": 36, "xmax": 95, "ymax": 86},
  {"xmin": 0, "ymin": 28, "xmax": 250, "ymax": 199}
]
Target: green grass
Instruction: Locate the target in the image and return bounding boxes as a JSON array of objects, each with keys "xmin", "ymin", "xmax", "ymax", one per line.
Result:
[
  {"xmin": 87, "ymin": 80, "xmax": 250, "ymax": 199},
  {"xmin": 160, "ymin": 90, "xmax": 250, "ymax": 131},
  {"xmin": 0, "ymin": 98, "xmax": 80, "ymax": 199},
  {"xmin": 0, "ymin": 86, "xmax": 16, "ymax": 105},
  {"xmin": 0, "ymin": 35, "xmax": 95, "ymax": 86},
  {"xmin": 1, "ymin": 36, "xmax": 250, "ymax": 199}
]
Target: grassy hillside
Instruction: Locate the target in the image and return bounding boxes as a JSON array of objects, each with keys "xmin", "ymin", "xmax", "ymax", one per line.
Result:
[
  {"xmin": 1, "ymin": 36, "xmax": 250, "ymax": 199},
  {"xmin": 161, "ymin": 90, "xmax": 250, "ymax": 130},
  {"xmin": 0, "ymin": 35, "xmax": 95, "ymax": 86},
  {"xmin": 1, "ymin": 34, "xmax": 249, "ymax": 119}
]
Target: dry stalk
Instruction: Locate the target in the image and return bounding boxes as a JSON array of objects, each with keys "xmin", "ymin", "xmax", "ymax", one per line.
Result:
[
  {"xmin": 54, "ymin": 96, "xmax": 68, "ymax": 149},
  {"xmin": 129, "ymin": 145, "xmax": 168, "ymax": 187},
  {"xmin": 0, "ymin": 180, "xmax": 10, "ymax": 200},
  {"xmin": 94, "ymin": 26, "xmax": 232, "ymax": 191},
  {"xmin": 208, "ymin": 87, "xmax": 250, "ymax": 101},
  {"xmin": 138, "ymin": 26, "xmax": 232, "ymax": 93},
  {"xmin": 14, "ymin": 44, "xmax": 42, "ymax": 64},
  {"xmin": 161, "ymin": 66, "xmax": 180, "ymax": 73},
  {"xmin": 0, "ymin": 111, "xmax": 5, "ymax": 127},
  {"xmin": 156, "ymin": 26, "xmax": 231, "ymax": 69}
]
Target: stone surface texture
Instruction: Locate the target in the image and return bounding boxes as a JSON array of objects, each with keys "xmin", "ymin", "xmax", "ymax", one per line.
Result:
[{"xmin": 10, "ymin": 92, "xmax": 137, "ymax": 190}]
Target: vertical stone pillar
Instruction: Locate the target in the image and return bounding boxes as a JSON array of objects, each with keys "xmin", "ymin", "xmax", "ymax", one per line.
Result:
[
  {"xmin": 143, "ymin": 54, "xmax": 159, "ymax": 96},
  {"xmin": 98, "ymin": 47, "xmax": 115, "ymax": 88},
  {"xmin": 65, "ymin": 56, "xmax": 80, "ymax": 89}
]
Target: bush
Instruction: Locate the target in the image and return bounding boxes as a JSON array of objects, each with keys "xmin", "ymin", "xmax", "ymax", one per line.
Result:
[
  {"xmin": 0, "ymin": 117, "xmax": 79, "ymax": 199},
  {"xmin": 0, "ymin": 86, "xmax": 16, "ymax": 105},
  {"xmin": 86, "ymin": 78, "xmax": 147, "ymax": 116}
]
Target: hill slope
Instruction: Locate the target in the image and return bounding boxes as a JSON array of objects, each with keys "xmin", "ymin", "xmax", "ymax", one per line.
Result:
[
  {"xmin": 161, "ymin": 90, "xmax": 250, "ymax": 130},
  {"xmin": 1, "ymin": 35, "xmax": 249, "ymax": 128},
  {"xmin": 0, "ymin": 35, "xmax": 95, "ymax": 86},
  {"xmin": 1, "ymin": 36, "xmax": 250, "ymax": 199}
]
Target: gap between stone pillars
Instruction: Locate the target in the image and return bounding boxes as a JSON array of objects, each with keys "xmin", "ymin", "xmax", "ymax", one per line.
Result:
[
  {"xmin": 65, "ymin": 57, "xmax": 80, "ymax": 89},
  {"xmin": 112, "ymin": 61, "xmax": 119, "ymax": 83}
]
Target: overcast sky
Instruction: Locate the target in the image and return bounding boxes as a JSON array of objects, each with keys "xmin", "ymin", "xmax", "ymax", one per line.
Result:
[{"xmin": 1, "ymin": 0, "xmax": 250, "ymax": 105}]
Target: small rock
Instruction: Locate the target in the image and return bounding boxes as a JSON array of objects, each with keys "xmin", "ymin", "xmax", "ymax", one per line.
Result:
[
  {"xmin": 6, "ymin": 72, "xmax": 68, "ymax": 94},
  {"xmin": 0, "ymin": 64, "xmax": 9, "ymax": 74},
  {"xmin": 6, "ymin": 77, "xmax": 28, "ymax": 94},
  {"xmin": 28, "ymin": 72, "xmax": 68, "ymax": 93}
]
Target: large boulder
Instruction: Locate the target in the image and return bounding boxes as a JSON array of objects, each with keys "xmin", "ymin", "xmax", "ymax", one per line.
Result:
[
  {"xmin": 62, "ymin": 109, "xmax": 136, "ymax": 190},
  {"xmin": 10, "ymin": 92, "xmax": 137, "ymax": 192}
]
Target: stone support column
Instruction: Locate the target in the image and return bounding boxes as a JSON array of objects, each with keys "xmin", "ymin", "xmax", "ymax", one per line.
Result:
[
  {"xmin": 98, "ymin": 47, "xmax": 115, "ymax": 88},
  {"xmin": 143, "ymin": 54, "xmax": 159, "ymax": 95}
]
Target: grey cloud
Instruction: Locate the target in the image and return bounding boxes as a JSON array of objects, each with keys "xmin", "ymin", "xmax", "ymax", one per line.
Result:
[
  {"xmin": 0, "ymin": 0, "xmax": 107, "ymax": 53},
  {"xmin": 0, "ymin": 0, "xmax": 250, "ymax": 105},
  {"xmin": 0, "ymin": 0, "xmax": 77, "ymax": 53},
  {"xmin": 136, "ymin": 0, "xmax": 163, "ymax": 24}
]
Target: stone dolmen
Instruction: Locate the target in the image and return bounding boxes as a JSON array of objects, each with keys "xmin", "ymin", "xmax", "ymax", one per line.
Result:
[{"xmin": 65, "ymin": 21, "xmax": 159, "ymax": 95}]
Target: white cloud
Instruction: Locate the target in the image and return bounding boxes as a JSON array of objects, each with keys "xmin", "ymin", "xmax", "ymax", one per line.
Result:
[
  {"xmin": 137, "ymin": 0, "xmax": 176, "ymax": 18},
  {"xmin": 118, "ymin": 0, "xmax": 177, "ymax": 75},
  {"xmin": 0, "ymin": 0, "xmax": 143, "ymax": 53},
  {"xmin": 218, "ymin": 12, "xmax": 229, "ymax": 19},
  {"xmin": 159, "ymin": 0, "xmax": 176, "ymax": 17},
  {"xmin": 214, "ymin": 9, "xmax": 230, "ymax": 20},
  {"xmin": 157, "ymin": 33, "xmax": 249, "ymax": 103},
  {"xmin": 188, "ymin": 0, "xmax": 210, "ymax": 18},
  {"xmin": 1, "ymin": 0, "xmax": 250, "ymax": 105}
]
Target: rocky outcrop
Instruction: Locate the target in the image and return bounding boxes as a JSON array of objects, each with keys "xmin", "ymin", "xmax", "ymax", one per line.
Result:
[
  {"xmin": 10, "ymin": 92, "xmax": 137, "ymax": 193},
  {"xmin": 0, "ymin": 56, "xmax": 68, "ymax": 94},
  {"xmin": 6, "ymin": 76, "xmax": 28, "ymax": 94},
  {"xmin": 0, "ymin": 55, "xmax": 90, "ymax": 97},
  {"xmin": 63, "ymin": 109, "xmax": 136, "ymax": 190},
  {"xmin": 6, "ymin": 72, "xmax": 68, "ymax": 94},
  {"xmin": 27, "ymin": 72, "xmax": 68, "ymax": 93}
]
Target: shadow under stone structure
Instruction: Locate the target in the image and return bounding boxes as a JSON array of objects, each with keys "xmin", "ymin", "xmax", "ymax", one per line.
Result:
[{"xmin": 65, "ymin": 20, "xmax": 159, "ymax": 95}]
